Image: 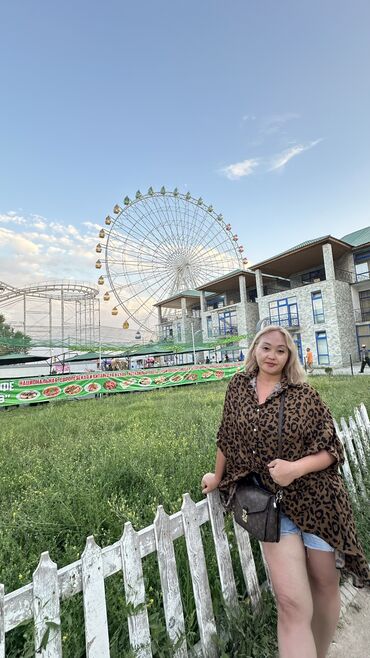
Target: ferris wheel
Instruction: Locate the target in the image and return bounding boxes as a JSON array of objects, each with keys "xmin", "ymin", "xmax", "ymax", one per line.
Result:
[{"xmin": 95, "ymin": 187, "xmax": 248, "ymax": 336}]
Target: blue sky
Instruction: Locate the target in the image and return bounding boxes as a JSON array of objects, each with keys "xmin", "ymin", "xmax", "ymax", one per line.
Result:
[{"xmin": 1, "ymin": 0, "xmax": 370, "ymax": 328}]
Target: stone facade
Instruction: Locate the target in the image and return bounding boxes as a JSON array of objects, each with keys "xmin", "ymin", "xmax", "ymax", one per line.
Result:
[{"xmin": 156, "ymin": 236, "xmax": 369, "ymax": 367}]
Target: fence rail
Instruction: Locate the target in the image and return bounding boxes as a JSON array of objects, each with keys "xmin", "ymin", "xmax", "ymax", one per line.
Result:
[{"xmin": 1, "ymin": 404, "xmax": 369, "ymax": 657}]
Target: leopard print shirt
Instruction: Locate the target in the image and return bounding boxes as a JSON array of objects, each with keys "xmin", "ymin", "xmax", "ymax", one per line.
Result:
[{"xmin": 216, "ymin": 371, "xmax": 369, "ymax": 587}]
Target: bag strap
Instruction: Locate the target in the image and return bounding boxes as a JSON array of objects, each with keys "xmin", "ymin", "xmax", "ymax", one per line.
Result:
[{"xmin": 277, "ymin": 392, "xmax": 286, "ymax": 459}]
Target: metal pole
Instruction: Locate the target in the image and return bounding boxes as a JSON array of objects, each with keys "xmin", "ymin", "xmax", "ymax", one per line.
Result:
[
  {"xmin": 349, "ymin": 353, "xmax": 353, "ymax": 376},
  {"xmin": 191, "ymin": 323, "xmax": 196, "ymax": 365},
  {"xmin": 79, "ymin": 301, "xmax": 82, "ymax": 346},
  {"xmin": 61, "ymin": 288, "xmax": 64, "ymax": 351},
  {"xmin": 23, "ymin": 293, "xmax": 26, "ymax": 350},
  {"xmin": 75, "ymin": 301, "xmax": 78, "ymax": 346},
  {"xmin": 84, "ymin": 300, "xmax": 87, "ymax": 347},
  {"xmin": 49, "ymin": 298, "xmax": 52, "ymax": 360},
  {"xmin": 61, "ymin": 288, "xmax": 65, "ymax": 369},
  {"xmin": 92, "ymin": 298, "xmax": 96, "ymax": 351},
  {"xmin": 98, "ymin": 298, "xmax": 102, "ymax": 370},
  {"xmin": 89, "ymin": 298, "xmax": 92, "ymax": 348}
]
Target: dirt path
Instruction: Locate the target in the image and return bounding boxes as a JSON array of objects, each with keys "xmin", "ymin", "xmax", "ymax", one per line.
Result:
[{"xmin": 327, "ymin": 586, "xmax": 370, "ymax": 658}]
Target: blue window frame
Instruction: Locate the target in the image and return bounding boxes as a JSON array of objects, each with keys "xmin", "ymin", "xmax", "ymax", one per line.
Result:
[
  {"xmin": 206, "ymin": 316, "xmax": 213, "ymax": 338},
  {"xmin": 354, "ymin": 251, "xmax": 370, "ymax": 282},
  {"xmin": 293, "ymin": 333, "xmax": 303, "ymax": 363},
  {"xmin": 359, "ymin": 290, "xmax": 370, "ymax": 322},
  {"xmin": 218, "ymin": 310, "xmax": 238, "ymax": 335},
  {"xmin": 316, "ymin": 331, "xmax": 330, "ymax": 365},
  {"xmin": 311, "ymin": 291, "xmax": 325, "ymax": 324},
  {"xmin": 356, "ymin": 324, "xmax": 370, "ymax": 357},
  {"xmin": 269, "ymin": 297, "xmax": 299, "ymax": 327}
]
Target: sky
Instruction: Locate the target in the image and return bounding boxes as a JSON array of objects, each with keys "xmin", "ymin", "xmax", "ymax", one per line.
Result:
[{"xmin": 1, "ymin": 0, "xmax": 370, "ymax": 333}]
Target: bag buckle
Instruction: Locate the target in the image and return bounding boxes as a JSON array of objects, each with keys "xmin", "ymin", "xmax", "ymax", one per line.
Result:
[
  {"xmin": 275, "ymin": 490, "xmax": 283, "ymax": 504},
  {"xmin": 242, "ymin": 509, "xmax": 248, "ymax": 523}
]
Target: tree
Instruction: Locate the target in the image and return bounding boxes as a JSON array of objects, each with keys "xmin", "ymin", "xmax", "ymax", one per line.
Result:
[{"xmin": 0, "ymin": 314, "xmax": 31, "ymax": 355}]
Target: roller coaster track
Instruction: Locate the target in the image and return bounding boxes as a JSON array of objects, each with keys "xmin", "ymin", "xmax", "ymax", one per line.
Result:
[{"xmin": 0, "ymin": 280, "xmax": 99, "ymax": 303}]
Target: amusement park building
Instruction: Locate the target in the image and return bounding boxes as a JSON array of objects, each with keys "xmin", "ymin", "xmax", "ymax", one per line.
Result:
[{"xmin": 155, "ymin": 227, "xmax": 370, "ymax": 367}]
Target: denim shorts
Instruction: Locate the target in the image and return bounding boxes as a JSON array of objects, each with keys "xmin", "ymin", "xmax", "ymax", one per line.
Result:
[{"xmin": 280, "ymin": 513, "xmax": 334, "ymax": 552}]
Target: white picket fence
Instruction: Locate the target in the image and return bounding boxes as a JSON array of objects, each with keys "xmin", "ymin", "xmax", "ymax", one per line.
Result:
[{"xmin": 1, "ymin": 404, "xmax": 369, "ymax": 657}]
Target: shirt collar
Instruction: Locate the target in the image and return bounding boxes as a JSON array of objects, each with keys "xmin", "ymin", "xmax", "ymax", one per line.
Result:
[{"xmin": 244, "ymin": 367, "xmax": 290, "ymax": 395}]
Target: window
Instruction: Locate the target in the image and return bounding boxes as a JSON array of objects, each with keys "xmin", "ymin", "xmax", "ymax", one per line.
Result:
[
  {"xmin": 247, "ymin": 288, "xmax": 258, "ymax": 302},
  {"xmin": 316, "ymin": 331, "xmax": 330, "ymax": 365},
  {"xmin": 311, "ymin": 291, "xmax": 325, "ymax": 324},
  {"xmin": 359, "ymin": 290, "xmax": 370, "ymax": 322},
  {"xmin": 176, "ymin": 324, "xmax": 182, "ymax": 342},
  {"xmin": 207, "ymin": 295, "xmax": 225, "ymax": 310},
  {"xmin": 269, "ymin": 297, "xmax": 299, "ymax": 327},
  {"xmin": 218, "ymin": 309, "xmax": 238, "ymax": 335},
  {"xmin": 354, "ymin": 251, "xmax": 370, "ymax": 282},
  {"xmin": 163, "ymin": 325, "xmax": 173, "ymax": 339},
  {"xmin": 292, "ymin": 333, "xmax": 303, "ymax": 363},
  {"xmin": 301, "ymin": 268, "xmax": 325, "ymax": 285},
  {"xmin": 206, "ymin": 316, "xmax": 213, "ymax": 338},
  {"xmin": 356, "ymin": 324, "xmax": 370, "ymax": 355}
]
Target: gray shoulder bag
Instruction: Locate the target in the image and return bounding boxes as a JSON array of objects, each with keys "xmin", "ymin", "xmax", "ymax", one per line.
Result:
[{"xmin": 233, "ymin": 392, "xmax": 285, "ymax": 542}]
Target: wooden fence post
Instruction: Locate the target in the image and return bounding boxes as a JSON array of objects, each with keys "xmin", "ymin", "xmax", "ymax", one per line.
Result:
[
  {"xmin": 121, "ymin": 522, "xmax": 152, "ymax": 657},
  {"xmin": 334, "ymin": 419, "xmax": 358, "ymax": 498},
  {"xmin": 354, "ymin": 407, "xmax": 369, "ymax": 454},
  {"xmin": 207, "ymin": 490, "xmax": 238, "ymax": 613},
  {"xmin": 181, "ymin": 494, "xmax": 217, "ymax": 658},
  {"xmin": 154, "ymin": 506, "xmax": 187, "ymax": 657},
  {"xmin": 81, "ymin": 537, "xmax": 110, "ymax": 658},
  {"xmin": 232, "ymin": 520, "xmax": 262, "ymax": 608},
  {"xmin": 341, "ymin": 418, "xmax": 366, "ymax": 495},
  {"xmin": 0, "ymin": 584, "xmax": 5, "ymax": 658},
  {"xmin": 33, "ymin": 552, "xmax": 62, "ymax": 657},
  {"xmin": 359, "ymin": 403, "xmax": 370, "ymax": 440}
]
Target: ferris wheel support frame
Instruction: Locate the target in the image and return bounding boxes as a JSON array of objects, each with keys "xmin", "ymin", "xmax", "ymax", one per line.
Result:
[{"xmin": 95, "ymin": 187, "xmax": 249, "ymax": 337}]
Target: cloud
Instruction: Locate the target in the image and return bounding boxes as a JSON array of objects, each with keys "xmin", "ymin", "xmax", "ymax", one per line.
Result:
[
  {"xmin": 261, "ymin": 113, "xmax": 300, "ymax": 135},
  {"xmin": 220, "ymin": 158, "xmax": 259, "ymax": 180},
  {"xmin": 268, "ymin": 139, "xmax": 322, "ymax": 171},
  {"xmin": 0, "ymin": 213, "xmax": 28, "ymax": 225},
  {"xmin": 83, "ymin": 221, "xmax": 101, "ymax": 231},
  {"xmin": 221, "ymin": 138, "xmax": 323, "ymax": 180}
]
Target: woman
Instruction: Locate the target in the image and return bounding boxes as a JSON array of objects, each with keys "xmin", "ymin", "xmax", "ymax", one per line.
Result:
[{"xmin": 202, "ymin": 326, "xmax": 369, "ymax": 658}]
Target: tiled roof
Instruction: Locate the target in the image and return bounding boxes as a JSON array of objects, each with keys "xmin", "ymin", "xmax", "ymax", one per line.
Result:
[
  {"xmin": 263, "ymin": 235, "xmax": 329, "ymax": 260},
  {"xmin": 340, "ymin": 227, "xmax": 370, "ymax": 247}
]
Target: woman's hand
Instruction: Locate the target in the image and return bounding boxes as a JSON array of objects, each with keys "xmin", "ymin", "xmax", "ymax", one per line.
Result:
[
  {"xmin": 267, "ymin": 459, "xmax": 300, "ymax": 487},
  {"xmin": 201, "ymin": 472, "xmax": 220, "ymax": 494}
]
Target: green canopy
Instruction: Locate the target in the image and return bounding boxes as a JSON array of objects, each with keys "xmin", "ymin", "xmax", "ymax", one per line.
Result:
[
  {"xmin": 0, "ymin": 353, "xmax": 50, "ymax": 366},
  {"xmin": 64, "ymin": 351, "xmax": 101, "ymax": 362}
]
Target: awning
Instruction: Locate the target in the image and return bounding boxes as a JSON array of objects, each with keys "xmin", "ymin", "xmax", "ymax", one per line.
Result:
[
  {"xmin": 64, "ymin": 351, "xmax": 101, "ymax": 362},
  {"xmin": 0, "ymin": 353, "xmax": 50, "ymax": 366}
]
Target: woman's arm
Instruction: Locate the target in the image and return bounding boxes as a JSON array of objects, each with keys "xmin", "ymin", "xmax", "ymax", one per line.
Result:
[
  {"xmin": 268, "ymin": 450, "xmax": 336, "ymax": 487},
  {"xmin": 201, "ymin": 448, "xmax": 226, "ymax": 493}
]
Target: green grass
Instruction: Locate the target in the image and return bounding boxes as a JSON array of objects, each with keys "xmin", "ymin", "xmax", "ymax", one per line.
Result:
[{"xmin": 0, "ymin": 376, "xmax": 368, "ymax": 656}]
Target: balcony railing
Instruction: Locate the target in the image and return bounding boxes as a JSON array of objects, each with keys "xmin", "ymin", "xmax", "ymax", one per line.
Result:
[
  {"xmin": 218, "ymin": 325, "xmax": 239, "ymax": 336},
  {"xmin": 335, "ymin": 268, "xmax": 356, "ymax": 284},
  {"xmin": 355, "ymin": 270, "xmax": 370, "ymax": 283},
  {"xmin": 354, "ymin": 309, "xmax": 370, "ymax": 323},
  {"xmin": 269, "ymin": 315, "xmax": 300, "ymax": 328}
]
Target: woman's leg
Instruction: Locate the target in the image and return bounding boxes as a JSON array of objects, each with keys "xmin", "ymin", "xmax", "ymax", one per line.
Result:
[
  {"xmin": 263, "ymin": 535, "xmax": 317, "ymax": 658},
  {"xmin": 306, "ymin": 548, "xmax": 341, "ymax": 658}
]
